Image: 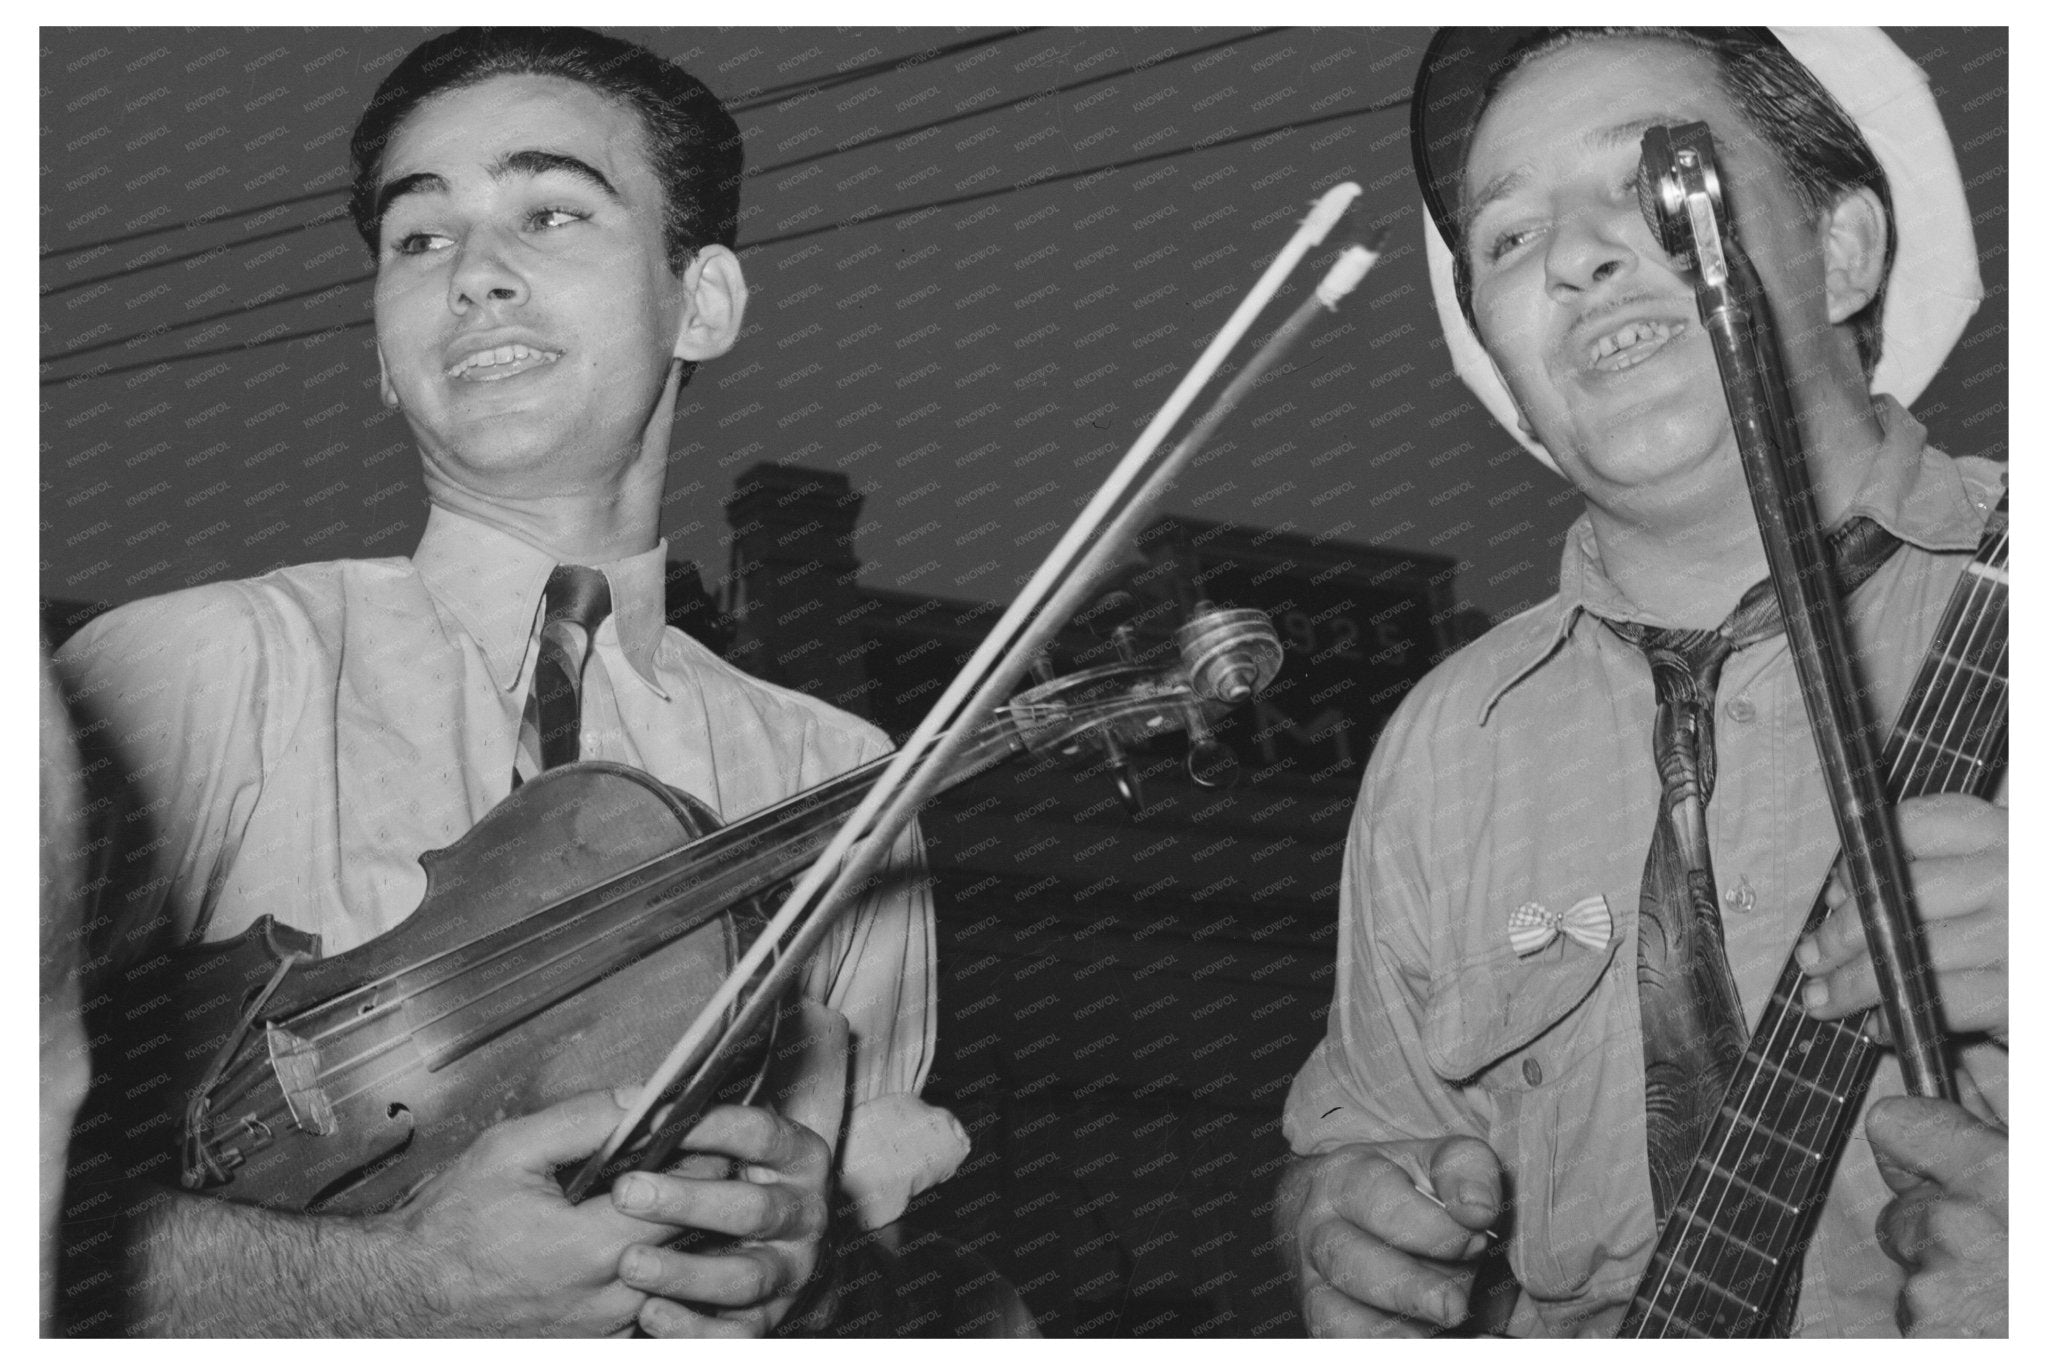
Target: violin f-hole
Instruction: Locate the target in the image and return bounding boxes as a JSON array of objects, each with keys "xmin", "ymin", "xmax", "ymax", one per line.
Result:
[{"xmin": 303, "ymin": 1104, "xmax": 417, "ymax": 1216}]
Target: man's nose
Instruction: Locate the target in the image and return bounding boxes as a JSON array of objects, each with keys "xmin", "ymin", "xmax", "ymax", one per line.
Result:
[
  {"xmin": 448, "ymin": 230, "xmax": 528, "ymax": 312},
  {"xmin": 1544, "ymin": 202, "xmax": 1642, "ymax": 298}
]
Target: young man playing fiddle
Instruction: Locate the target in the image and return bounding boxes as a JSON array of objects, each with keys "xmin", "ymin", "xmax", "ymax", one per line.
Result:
[
  {"xmin": 55, "ymin": 27, "xmax": 965, "ymax": 1337},
  {"xmin": 1275, "ymin": 28, "xmax": 2005, "ymax": 1337}
]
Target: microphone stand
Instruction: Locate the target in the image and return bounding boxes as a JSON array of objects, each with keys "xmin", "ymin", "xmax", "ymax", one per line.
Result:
[{"xmin": 1636, "ymin": 124, "xmax": 1952, "ymax": 1099}]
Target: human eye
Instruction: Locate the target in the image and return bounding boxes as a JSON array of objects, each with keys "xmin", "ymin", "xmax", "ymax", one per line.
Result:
[
  {"xmin": 524, "ymin": 205, "xmax": 590, "ymax": 233},
  {"xmin": 386, "ymin": 228, "xmax": 452, "ymax": 258},
  {"xmin": 1485, "ymin": 225, "xmax": 1536, "ymax": 263}
]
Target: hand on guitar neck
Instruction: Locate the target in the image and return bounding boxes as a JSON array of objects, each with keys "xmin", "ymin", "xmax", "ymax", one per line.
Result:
[
  {"xmin": 1794, "ymin": 793, "xmax": 2009, "ymax": 1044},
  {"xmin": 1867, "ymin": 1096, "xmax": 2008, "ymax": 1337},
  {"xmin": 1274, "ymin": 1135, "xmax": 1504, "ymax": 1337}
]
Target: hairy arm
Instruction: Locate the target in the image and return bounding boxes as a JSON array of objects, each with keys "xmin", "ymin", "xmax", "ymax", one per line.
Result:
[{"xmin": 123, "ymin": 1193, "xmax": 448, "ymax": 1338}]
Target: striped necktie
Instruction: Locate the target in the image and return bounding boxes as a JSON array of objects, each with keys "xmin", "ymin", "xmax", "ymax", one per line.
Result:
[{"xmin": 515, "ymin": 564, "xmax": 612, "ymax": 782}]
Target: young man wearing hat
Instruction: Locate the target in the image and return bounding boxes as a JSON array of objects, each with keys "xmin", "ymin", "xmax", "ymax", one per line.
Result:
[{"xmin": 1275, "ymin": 28, "xmax": 2005, "ymax": 1337}]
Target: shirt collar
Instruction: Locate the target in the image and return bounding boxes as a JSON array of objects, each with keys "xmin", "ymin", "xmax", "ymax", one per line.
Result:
[
  {"xmin": 1476, "ymin": 395, "xmax": 1984, "ymax": 722},
  {"xmin": 411, "ymin": 504, "xmax": 673, "ymax": 697}
]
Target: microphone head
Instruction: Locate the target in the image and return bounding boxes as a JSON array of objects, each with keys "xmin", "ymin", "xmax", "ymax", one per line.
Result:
[{"xmin": 1636, "ymin": 125, "xmax": 1692, "ymax": 265}]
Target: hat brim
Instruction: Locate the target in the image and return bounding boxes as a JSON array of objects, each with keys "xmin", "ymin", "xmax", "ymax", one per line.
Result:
[{"xmin": 1415, "ymin": 27, "xmax": 1984, "ymax": 474}]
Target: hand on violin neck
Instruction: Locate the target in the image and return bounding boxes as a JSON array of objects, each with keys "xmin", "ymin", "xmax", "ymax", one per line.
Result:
[{"xmin": 609, "ymin": 1103, "xmax": 834, "ymax": 1338}]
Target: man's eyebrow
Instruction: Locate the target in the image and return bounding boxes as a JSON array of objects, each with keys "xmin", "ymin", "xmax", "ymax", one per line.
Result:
[
  {"xmin": 1461, "ymin": 112, "xmax": 1693, "ymax": 232},
  {"xmin": 491, "ymin": 149, "xmax": 622, "ymax": 201},
  {"xmin": 372, "ymin": 151, "xmax": 623, "ymax": 234},
  {"xmin": 1591, "ymin": 114, "xmax": 1692, "ymax": 152},
  {"xmin": 373, "ymin": 171, "xmax": 446, "ymax": 228},
  {"xmin": 1463, "ymin": 167, "xmax": 1528, "ymax": 231}
]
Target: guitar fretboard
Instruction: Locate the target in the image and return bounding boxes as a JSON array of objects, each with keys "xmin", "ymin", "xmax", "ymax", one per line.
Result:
[{"xmin": 1622, "ymin": 493, "xmax": 2009, "ymax": 1337}]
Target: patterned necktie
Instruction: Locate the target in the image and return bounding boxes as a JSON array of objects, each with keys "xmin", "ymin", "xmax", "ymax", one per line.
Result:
[
  {"xmin": 516, "ymin": 565, "xmax": 612, "ymax": 781},
  {"xmin": 1605, "ymin": 517, "xmax": 1901, "ymax": 1223}
]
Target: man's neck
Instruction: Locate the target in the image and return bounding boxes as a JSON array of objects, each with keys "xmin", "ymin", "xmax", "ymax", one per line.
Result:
[
  {"xmin": 422, "ymin": 469, "xmax": 665, "ymax": 566},
  {"xmin": 1584, "ymin": 386, "xmax": 1888, "ymax": 627}
]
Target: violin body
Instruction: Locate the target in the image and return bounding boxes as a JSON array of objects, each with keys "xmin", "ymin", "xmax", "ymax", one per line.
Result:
[
  {"xmin": 73, "ymin": 619, "xmax": 1279, "ymax": 1227},
  {"xmin": 81, "ymin": 763, "xmax": 762, "ymax": 1218}
]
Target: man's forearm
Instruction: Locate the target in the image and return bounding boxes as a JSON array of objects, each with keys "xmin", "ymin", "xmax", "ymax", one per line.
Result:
[{"xmin": 120, "ymin": 1188, "xmax": 440, "ymax": 1336}]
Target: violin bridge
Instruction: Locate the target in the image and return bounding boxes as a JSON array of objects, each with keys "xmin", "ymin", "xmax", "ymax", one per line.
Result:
[{"xmin": 266, "ymin": 1023, "xmax": 337, "ymax": 1136}]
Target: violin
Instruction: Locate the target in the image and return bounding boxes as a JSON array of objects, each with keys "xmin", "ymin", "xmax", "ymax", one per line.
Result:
[{"xmin": 75, "ymin": 606, "xmax": 1280, "ymax": 1218}]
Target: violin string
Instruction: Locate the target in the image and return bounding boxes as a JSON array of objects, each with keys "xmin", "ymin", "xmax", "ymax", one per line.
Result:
[
  {"xmin": 274, "ymin": 697, "xmax": 1149, "ymax": 1078},
  {"xmin": 1647, "ymin": 525, "xmax": 2007, "ymax": 1330}
]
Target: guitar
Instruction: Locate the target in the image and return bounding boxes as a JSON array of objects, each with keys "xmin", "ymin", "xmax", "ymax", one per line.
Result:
[{"xmin": 1619, "ymin": 491, "xmax": 2009, "ymax": 1336}]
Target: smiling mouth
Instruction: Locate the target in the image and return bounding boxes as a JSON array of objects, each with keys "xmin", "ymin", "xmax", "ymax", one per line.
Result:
[
  {"xmin": 1587, "ymin": 319, "xmax": 1687, "ymax": 372},
  {"xmin": 446, "ymin": 343, "xmax": 563, "ymax": 382}
]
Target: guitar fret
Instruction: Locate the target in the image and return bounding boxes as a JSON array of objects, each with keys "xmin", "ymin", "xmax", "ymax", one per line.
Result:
[
  {"xmin": 1626, "ymin": 491, "xmax": 2008, "ymax": 1338},
  {"xmin": 1648, "ymin": 1248, "xmax": 1767, "ymax": 1317},
  {"xmin": 1963, "ymin": 559, "xmax": 2009, "ymax": 586},
  {"xmin": 1745, "ymin": 1049, "xmax": 1848, "ymax": 1106},
  {"xmin": 1895, "ymin": 726, "xmax": 1991, "ymax": 768},
  {"xmin": 1934, "ymin": 653, "xmax": 2002, "ymax": 684},
  {"xmin": 1638, "ymin": 1300, "xmax": 1710, "ymax": 1339},
  {"xmin": 1720, "ymin": 1105, "xmax": 1824, "ymax": 1163},
  {"xmin": 1702, "ymin": 1159, "xmax": 1800, "ymax": 1219}
]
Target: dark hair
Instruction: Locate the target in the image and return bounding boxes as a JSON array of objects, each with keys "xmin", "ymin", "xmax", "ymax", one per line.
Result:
[
  {"xmin": 1453, "ymin": 28, "xmax": 1895, "ymax": 376},
  {"xmin": 348, "ymin": 27, "xmax": 743, "ymax": 273}
]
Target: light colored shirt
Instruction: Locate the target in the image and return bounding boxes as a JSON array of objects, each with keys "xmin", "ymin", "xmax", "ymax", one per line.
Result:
[
  {"xmin": 1283, "ymin": 399, "xmax": 2006, "ymax": 1337},
  {"xmin": 57, "ymin": 504, "xmax": 967, "ymax": 1228}
]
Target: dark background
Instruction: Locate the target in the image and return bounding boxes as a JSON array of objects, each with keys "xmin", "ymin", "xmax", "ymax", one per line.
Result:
[
  {"xmin": 40, "ymin": 26, "xmax": 2008, "ymax": 1338},
  {"xmin": 42, "ymin": 27, "xmax": 2007, "ymax": 623}
]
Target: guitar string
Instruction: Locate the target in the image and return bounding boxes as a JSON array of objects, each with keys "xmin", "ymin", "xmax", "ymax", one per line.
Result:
[
  {"xmin": 1644, "ymin": 631, "xmax": 1962, "ymax": 1333},
  {"xmin": 1655, "ymin": 547, "xmax": 2005, "ymax": 1331},
  {"xmin": 1637, "ymin": 525, "xmax": 2006, "ymax": 1332},
  {"xmin": 1655, "ymin": 536, "xmax": 2007, "ymax": 1331}
]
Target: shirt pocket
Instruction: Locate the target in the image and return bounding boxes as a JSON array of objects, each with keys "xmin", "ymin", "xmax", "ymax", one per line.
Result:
[{"xmin": 1421, "ymin": 930, "xmax": 1650, "ymax": 1310}]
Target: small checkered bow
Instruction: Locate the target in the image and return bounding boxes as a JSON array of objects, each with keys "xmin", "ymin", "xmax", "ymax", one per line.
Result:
[{"xmin": 1508, "ymin": 894, "xmax": 1611, "ymax": 957}]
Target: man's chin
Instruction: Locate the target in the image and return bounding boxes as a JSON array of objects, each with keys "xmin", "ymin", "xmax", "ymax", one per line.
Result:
[
  {"xmin": 415, "ymin": 421, "xmax": 605, "ymax": 485},
  {"xmin": 1548, "ymin": 400, "xmax": 1732, "ymax": 492}
]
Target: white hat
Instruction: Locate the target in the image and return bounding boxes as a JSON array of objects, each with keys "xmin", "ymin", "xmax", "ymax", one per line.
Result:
[{"xmin": 1413, "ymin": 27, "xmax": 1984, "ymax": 473}]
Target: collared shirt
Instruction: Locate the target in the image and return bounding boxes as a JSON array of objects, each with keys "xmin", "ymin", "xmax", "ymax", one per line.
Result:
[
  {"xmin": 1283, "ymin": 400, "xmax": 2006, "ymax": 1337},
  {"xmin": 57, "ymin": 504, "xmax": 967, "ymax": 1229}
]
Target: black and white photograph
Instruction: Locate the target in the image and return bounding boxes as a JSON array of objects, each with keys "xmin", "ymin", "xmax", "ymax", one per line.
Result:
[{"xmin": 39, "ymin": 22, "xmax": 2010, "ymax": 1338}]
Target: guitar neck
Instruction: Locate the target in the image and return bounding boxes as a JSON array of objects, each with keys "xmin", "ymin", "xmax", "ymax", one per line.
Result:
[{"xmin": 1621, "ymin": 495, "xmax": 2009, "ymax": 1338}]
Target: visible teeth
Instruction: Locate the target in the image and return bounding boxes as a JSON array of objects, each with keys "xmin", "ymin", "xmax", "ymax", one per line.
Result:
[
  {"xmin": 447, "ymin": 343, "xmax": 560, "ymax": 378},
  {"xmin": 1591, "ymin": 320, "xmax": 1678, "ymax": 364}
]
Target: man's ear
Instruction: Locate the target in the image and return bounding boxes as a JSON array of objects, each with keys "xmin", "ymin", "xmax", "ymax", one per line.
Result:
[
  {"xmin": 673, "ymin": 245, "xmax": 748, "ymax": 362},
  {"xmin": 1822, "ymin": 186, "xmax": 1888, "ymax": 326},
  {"xmin": 375, "ymin": 344, "xmax": 400, "ymax": 409}
]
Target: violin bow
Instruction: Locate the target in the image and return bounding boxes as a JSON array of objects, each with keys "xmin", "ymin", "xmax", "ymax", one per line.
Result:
[{"xmin": 569, "ymin": 184, "xmax": 1384, "ymax": 1194}]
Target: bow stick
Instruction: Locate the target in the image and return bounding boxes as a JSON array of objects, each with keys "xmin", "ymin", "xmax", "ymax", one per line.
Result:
[{"xmin": 571, "ymin": 185, "xmax": 1381, "ymax": 1193}]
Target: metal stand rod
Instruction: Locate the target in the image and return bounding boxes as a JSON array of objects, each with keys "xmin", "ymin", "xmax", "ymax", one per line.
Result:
[{"xmin": 1653, "ymin": 125, "xmax": 1952, "ymax": 1099}]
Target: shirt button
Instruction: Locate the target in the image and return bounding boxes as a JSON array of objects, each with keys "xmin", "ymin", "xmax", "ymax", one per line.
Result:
[
  {"xmin": 1522, "ymin": 1058, "xmax": 1544, "ymax": 1086},
  {"xmin": 1724, "ymin": 878, "xmax": 1757, "ymax": 914},
  {"xmin": 1726, "ymin": 696, "xmax": 1757, "ymax": 723}
]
